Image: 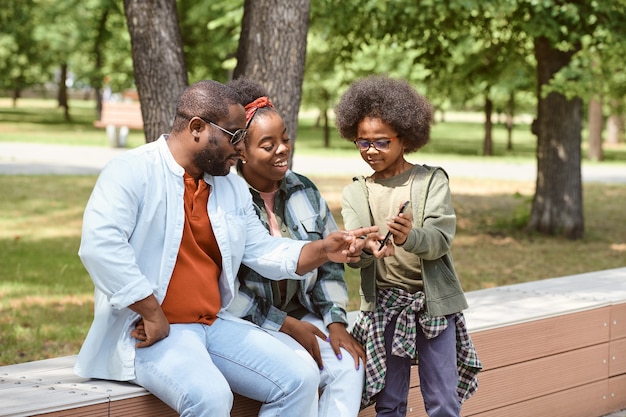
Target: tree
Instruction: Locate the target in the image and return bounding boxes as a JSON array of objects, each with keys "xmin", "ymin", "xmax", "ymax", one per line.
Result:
[
  {"xmin": 510, "ymin": 0, "xmax": 626, "ymax": 239},
  {"xmin": 177, "ymin": 0, "xmax": 243, "ymax": 83},
  {"xmin": 71, "ymin": 0, "xmax": 135, "ymax": 118},
  {"xmin": 0, "ymin": 0, "xmax": 55, "ymax": 105},
  {"xmin": 233, "ymin": 0, "xmax": 310, "ymax": 165},
  {"xmin": 528, "ymin": 36, "xmax": 584, "ymax": 238},
  {"xmin": 123, "ymin": 0, "xmax": 188, "ymax": 142}
]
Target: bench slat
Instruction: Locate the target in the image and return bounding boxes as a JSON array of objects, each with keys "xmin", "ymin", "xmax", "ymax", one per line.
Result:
[
  {"xmin": 466, "ymin": 379, "xmax": 611, "ymax": 417},
  {"xmin": 471, "ymin": 306, "xmax": 611, "ymax": 371},
  {"xmin": 94, "ymin": 101, "xmax": 143, "ymax": 130},
  {"xmin": 463, "ymin": 343, "xmax": 610, "ymax": 414}
]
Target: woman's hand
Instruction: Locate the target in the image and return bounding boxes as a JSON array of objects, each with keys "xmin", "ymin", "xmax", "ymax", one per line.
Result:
[{"xmin": 327, "ymin": 322, "xmax": 366, "ymax": 370}]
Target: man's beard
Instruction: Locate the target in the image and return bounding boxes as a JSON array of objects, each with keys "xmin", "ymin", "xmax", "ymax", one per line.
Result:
[{"xmin": 194, "ymin": 136, "xmax": 236, "ymax": 176}]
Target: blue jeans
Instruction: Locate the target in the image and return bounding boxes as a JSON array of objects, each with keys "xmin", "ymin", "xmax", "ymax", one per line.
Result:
[
  {"xmin": 133, "ymin": 319, "xmax": 320, "ymax": 417},
  {"xmin": 271, "ymin": 314, "xmax": 364, "ymax": 417},
  {"xmin": 375, "ymin": 314, "xmax": 460, "ymax": 417}
]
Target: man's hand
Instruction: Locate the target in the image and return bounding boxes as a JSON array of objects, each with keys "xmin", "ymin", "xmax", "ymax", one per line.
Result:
[
  {"xmin": 280, "ymin": 316, "xmax": 327, "ymax": 369},
  {"xmin": 327, "ymin": 322, "xmax": 366, "ymax": 370},
  {"xmin": 128, "ymin": 294, "xmax": 170, "ymax": 348}
]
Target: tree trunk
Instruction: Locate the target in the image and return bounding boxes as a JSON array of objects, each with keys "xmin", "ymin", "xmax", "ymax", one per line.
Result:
[
  {"xmin": 527, "ymin": 36, "xmax": 584, "ymax": 239},
  {"xmin": 483, "ymin": 93, "xmax": 493, "ymax": 156},
  {"xmin": 506, "ymin": 92, "xmax": 515, "ymax": 151},
  {"xmin": 123, "ymin": 0, "xmax": 188, "ymax": 142},
  {"xmin": 233, "ymin": 0, "xmax": 310, "ymax": 167},
  {"xmin": 587, "ymin": 96, "xmax": 603, "ymax": 161},
  {"xmin": 12, "ymin": 88, "xmax": 20, "ymax": 107},
  {"xmin": 93, "ymin": 8, "xmax": 110, "ymax": 118},
  {"xmin": 606, "ymin": 101, "xmax": 623, "ymax": 145},
  {"xmin": 322, "ymin": 108, "xmax": 330, "ymax": 148},
  {"xmin": 57, "ymin": 63, "xmax": 70, "ymax": 121}
]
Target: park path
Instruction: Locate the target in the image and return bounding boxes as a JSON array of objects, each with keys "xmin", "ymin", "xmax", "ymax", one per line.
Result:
[{"xmin": 1, "ymin": 142, "xmax": 625, "ymax": 184}]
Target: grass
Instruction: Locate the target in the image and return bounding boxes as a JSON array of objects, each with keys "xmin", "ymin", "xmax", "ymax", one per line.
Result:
[{"xmin": 1, "ymin": 97, "xmax": 625, "ymax": 366}]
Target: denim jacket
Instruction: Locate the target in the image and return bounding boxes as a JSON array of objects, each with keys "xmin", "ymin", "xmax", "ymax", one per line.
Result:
[{"xmin": 75, "ymin": 136, "xmax": 308, "ymax": 381}]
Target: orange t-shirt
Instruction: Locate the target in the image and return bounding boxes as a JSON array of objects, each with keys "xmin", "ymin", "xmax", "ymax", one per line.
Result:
[{"xmin": 161, "ymin": 174, "xmax": 222, "ymax": 325}]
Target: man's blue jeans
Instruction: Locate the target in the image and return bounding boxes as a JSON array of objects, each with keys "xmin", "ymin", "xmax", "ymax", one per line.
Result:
[
  {"xmin": 375, "ymin": 314, "xmax": 461, "ymax": 417},
  {"xmin": 133, "ymin": 319, "xmax": 320, "ymax": 417}
]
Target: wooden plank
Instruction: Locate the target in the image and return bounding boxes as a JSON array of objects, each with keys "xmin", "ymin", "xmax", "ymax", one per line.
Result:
[
  {"xmin": 611, "ymin": 302, "xmax": 626, "ymax": 340},
  {"xmin": 231, "ymin": 394, "xmax": 261, "ymax": 416},
  {"xmin": 35, "ymin": 403, "xmax": 110, "ymax": 417},
  {"xmin": 610, "ymin": 338, "xmax": 626, "ymax": 377},
  {"xmin": 470, "ymin": 306, "xmax": 610, "ymax": 371},
  {"xmin": 37, "ymin": 395, "xmax": 178, "ymax": 417},
  {"xmin": 465, "ymin": 379, "xmax": 611, "ymax": 417},
  {"xmin": 461, "ymin": 343, "xmax": 609, "ymax": 414},
  {"xmin": 94, "ymin": 102, "xmax": 143, "ymax": 129},
  {"xmin": 608, "ymin": 373, "xmax": 626, "ymax": 413}
]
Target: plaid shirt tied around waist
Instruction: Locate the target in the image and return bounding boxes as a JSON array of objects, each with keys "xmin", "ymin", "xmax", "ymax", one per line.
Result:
[{"xmin": 351, "ymin": 287, "xmax": 482, "ymax": 409}]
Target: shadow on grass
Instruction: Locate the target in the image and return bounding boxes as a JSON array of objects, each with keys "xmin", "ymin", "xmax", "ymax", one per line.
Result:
[
  {"xmin": 0, "ymin": 235, "xmax": 94, "ymax": 365},
  {"xmin": 0, "ymin": 296, "xmax": 92, "ymax": 365}
]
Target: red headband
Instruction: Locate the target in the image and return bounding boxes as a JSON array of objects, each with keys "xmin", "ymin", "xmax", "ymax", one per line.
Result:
[{"xmin": 244, "ymin": 96, "xmax": 274, "ymax": 124}]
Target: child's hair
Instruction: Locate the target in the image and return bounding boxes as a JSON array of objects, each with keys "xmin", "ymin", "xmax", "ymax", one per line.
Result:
[{"xmin": 334, "ymin": 75, "xmax": 433, "ymax": 153}]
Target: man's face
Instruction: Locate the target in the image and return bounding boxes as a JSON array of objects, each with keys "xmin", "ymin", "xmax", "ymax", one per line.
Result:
[{"xmin": 194, "ymin": 103, "xmax": 246, "ymax": 176}]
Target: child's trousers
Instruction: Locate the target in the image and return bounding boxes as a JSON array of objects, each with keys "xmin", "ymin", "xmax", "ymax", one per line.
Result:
[{"xmin": 375, "ymin": 313, "xmax": 461, "ymax": 417}]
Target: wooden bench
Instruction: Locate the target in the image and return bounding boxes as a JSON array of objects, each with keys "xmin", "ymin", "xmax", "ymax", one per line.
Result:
[
  {"xmin": 2, "ymin": 267, "xmax": 626, "ymax": 417},
  {"xmin": 93, "ymin": 101, "xmax": 143, "ymax": 147}
]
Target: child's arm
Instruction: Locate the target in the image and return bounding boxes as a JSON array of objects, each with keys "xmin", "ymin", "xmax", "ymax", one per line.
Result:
[{"xmin": 400, "ymin": 170, "xmax": 456, "ymax": 259}]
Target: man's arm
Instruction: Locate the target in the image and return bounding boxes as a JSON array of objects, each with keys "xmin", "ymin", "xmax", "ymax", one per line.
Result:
[{"xmin": 129, "ymin": 294, "xmax": 170, "ymax": 348}]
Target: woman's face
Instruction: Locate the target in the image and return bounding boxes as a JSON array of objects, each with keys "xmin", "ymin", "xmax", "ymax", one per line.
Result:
[{"xmin": 241, "ymin": 111, "xmax": 291, "ymax": 192}]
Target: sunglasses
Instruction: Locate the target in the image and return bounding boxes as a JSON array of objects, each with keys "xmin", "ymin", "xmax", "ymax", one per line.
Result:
[
  {"xmin": 353, "ymin": 137, "xmax": 397, "ymax": 151},
  {"xmin": 199, "ymin": 117, "xmax": 247, "ymax": 146}
]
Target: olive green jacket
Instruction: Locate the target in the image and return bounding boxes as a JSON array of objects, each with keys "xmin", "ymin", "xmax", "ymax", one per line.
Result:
[{"xmin": 341, "ymin": 165, "xmax": 468, "ymax": 317}]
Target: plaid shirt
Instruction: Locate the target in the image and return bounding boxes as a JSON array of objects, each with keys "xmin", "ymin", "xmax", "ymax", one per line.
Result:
[
  {"xmin": 236, "ymin": 170, "xmax": 349, "ymax": 330},
  {"xmin": 351, "ymin": 287, "xmax": 482, "ymax": 409}
]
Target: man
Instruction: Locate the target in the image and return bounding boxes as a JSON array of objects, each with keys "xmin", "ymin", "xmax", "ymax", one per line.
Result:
[{"xmin": 75, "ymin": 80, "xmax": 378, "ymax": 417}]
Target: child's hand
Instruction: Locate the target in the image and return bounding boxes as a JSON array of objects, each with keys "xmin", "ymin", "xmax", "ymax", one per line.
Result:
[
  {"xmin": 387, "ymin": 210, "xmax": 413, "ymax": 246},
  {"xmin": 363, "ymin": 232, "xmax": 394, "ymax": 258}
]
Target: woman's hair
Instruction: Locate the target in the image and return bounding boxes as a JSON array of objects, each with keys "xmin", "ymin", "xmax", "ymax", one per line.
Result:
[
  {"xmin": 226, "ymin": 78, "xmax": 278, "ymax": 127},
  {"xmin": 334, "ymin": 75, "xmax": 433, "ymax": 153},
  {"xmin": 227, "ymin": 78, "xmax": 268, "ymax": 107},
  {"xmin": 172, "ymin": 80, "xmax": 241, "ymax": 133}
]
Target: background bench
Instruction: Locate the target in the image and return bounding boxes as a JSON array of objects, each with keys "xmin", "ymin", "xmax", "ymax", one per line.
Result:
[
  {"xmin": 93, "ymin": 101, "xmax": 143, "ymax": 147},
  {"xmin": 2, "ymin": 267, "xmax": 626, "ymax": 417}
]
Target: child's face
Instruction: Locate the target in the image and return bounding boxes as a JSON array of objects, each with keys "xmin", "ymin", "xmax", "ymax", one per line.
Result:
[{"xmin": 356, "ymin": 117, "xmax": 407, "ymax": 178}]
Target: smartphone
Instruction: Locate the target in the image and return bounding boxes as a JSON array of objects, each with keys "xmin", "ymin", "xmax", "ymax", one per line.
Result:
[{"xmin": 378, "ymin": 200, "xmax": 410, "ymax": 251}]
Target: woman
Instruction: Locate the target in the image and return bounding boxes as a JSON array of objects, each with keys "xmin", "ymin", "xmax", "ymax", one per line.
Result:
[{"xmin": 226, "ymin": 78, "xmax": 367, "ymax": 417}]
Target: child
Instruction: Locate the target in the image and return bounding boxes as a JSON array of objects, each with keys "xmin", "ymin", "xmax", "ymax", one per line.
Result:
[
  {"xmin": 227, "ymin": 77, "xmax": 368, "ymax": 417},
  {"xmin": 335, "ymin": 75, "xmax": 482, "ymax": 417}
]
